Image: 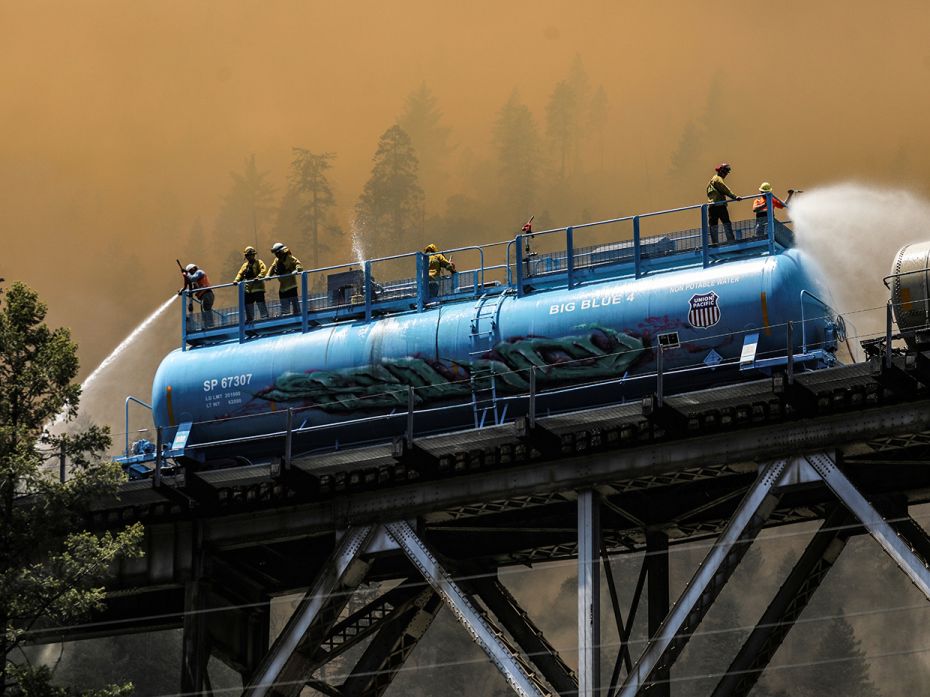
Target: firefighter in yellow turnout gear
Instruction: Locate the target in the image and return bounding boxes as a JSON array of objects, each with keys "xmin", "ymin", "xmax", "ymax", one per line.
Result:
[
  {"xmin": 267, "ymin": 242, "xmax": 304, "ymax": 316},
  {"xmin": 424, "ymin": 243, "xmax": 455, "ymax": 298},
  {"xmin": 234, "ymin": 246, "xmax": 269, "ymax": 323}
]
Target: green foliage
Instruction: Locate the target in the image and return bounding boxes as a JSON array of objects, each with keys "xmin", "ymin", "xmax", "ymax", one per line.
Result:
[
  {"xmin": 355, "ymin": 125, "xmax": 424, "ymax": 256},
  {"xmin": 0, "ymin": 282, "xmax": 143, "ymax": 695}
]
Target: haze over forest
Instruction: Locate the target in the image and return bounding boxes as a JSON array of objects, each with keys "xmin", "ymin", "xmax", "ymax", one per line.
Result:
[
  {"xmin": 3, "ymin": 0, "xmax": 930, "ymax": 384},
  {"xmin": 5, "ymin": 3, "xmax": 930, "ymax": 694}
]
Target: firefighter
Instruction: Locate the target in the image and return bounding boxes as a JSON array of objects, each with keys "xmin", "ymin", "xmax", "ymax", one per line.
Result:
[
  {"xmin": 178, "ymin": 263, "xmax": 215, "ymax": 328},
  {"xmin": 752, "ymin": 183, "xmax": 795, "ymax": 237},
  {"xmin": 706, "ymin": 163, "xmax": 739, "ymax": 244},
  {"xmin": 267, "ymin": 242, "xmax": 303, "ymax": 316},
  {"xmin": 234, "ymin": 246, "xmax": 269, "ymax": 323},
  {"xmin": 424, "ymin": 243, "xmax": 455, "ymax": 298}
]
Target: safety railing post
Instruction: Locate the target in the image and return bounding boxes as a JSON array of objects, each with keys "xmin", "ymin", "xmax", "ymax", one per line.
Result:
[
  {"xmin": 515, "ymin": 235, "xmax": 525, "ymax": 297},
  {"xmin": 656, "ymin": 343, "xmax": 664, "ymax": 408},
  {"xmin": 633, "ymin": 216, "xmax": 642, "ymax": 278},
  {"xmin": 154, "ymin": 426, "xmax": 163, "ymax": 488},
  {"xmin": 767, "ymin": 192, "xmax": 776, "ymax": 254},
  {"xmin": 406, "ymin": 386, "xmax": 415, "ymax": 447},
  {"xmin": 566, "ymin": 227, "xmax": 575, "ymax": 289},
  {"xmin": 301, "ymin": 272, "xmax": 310, "ymax": 333},
  {"xmin": 529, "ymin": 366, "xmax": 537, "ymax": 429},
  {"xmin": 284, "ymin": 408, "xmax": 294, "ymax": 470},
  {"xmin": 180, "ymin": 294, "xmax": 188, "ymax": 351},
  {"xmin": 701, "ymin": 204, "xmax": 710, "ymax": 268},
  {"xmin": 416, "ymin": 252, "xmax": 427, "ymax": 311},
  {"xmin": 124, "ymin": 396, "xmax": 153, "ymax": 458},
  {"xmin": 237, "ymin": 281, "xmax": 247, "ymax": 343},
  {"xmin": 886, "ymin": 301, "xmax": 894, "ymax": 369},
  {"xmin": 364, "ymin": 261, "xmax": 373, "ymax": 321},
  {"xmin": 787, "ymin": 320, "xmax": 795, "ymax": 385}
]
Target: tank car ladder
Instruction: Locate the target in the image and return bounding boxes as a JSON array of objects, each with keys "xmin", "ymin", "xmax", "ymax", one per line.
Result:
[
  {"xmin": 469, "ymin": 291, "xmax": 506, "ymax": 356},
  {"xmin": 469, "ymin": 292, "xmax": 507, "ymax": 428}
]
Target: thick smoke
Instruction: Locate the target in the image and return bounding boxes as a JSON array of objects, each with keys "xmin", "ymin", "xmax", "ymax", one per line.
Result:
[{"xmin": 791, "ymin": 184, "xmax": 930, "ymax": 342}]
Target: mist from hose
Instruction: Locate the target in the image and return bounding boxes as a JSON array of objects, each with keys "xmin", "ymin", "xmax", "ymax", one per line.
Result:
[
  {"xmin": 80, "ymin": 295, "xmax": 175, "ymax": 394},
  {"xmin": 53, "ymin": 295, "xmax": 178, "ymax": 435},
  {"xmin": 790, "ymin": 184, "xmax": 930, "ymax": 341}
]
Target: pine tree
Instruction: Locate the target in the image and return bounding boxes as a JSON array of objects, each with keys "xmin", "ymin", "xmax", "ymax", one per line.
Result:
[
  {"xmin": 213, "ymin": 154, "xmax": 277, "ymax": 255},
  {"xmin": 398, "ymin": 83, "xmax": 453, "ymax": 215},
  {"xmin": 0, "ymin": 282, "xmax": 143, "ymax": 695},
  {"xmin": 288, "ymin": 149, "xmax": 339, "ymax": 269},
  {"xmin": 798, "ymin": 611, "xmax": 880, "ymax": 697},
  {"xmin": 492, "ymin": 90, "xmax": 541, "ymax": 218},
  {"xmin": 355, "ymin": 125, "xmax": 424, "ymax": 257}
]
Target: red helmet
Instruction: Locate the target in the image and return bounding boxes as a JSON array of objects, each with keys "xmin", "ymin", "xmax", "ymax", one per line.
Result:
[{"xmin": 715, "ymin": 162, "xmax": 732, "ymax": 173}]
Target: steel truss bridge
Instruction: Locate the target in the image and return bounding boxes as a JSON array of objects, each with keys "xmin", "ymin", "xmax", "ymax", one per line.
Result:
[{"xmin": 29, "ymin": 348, "xmax": 930, "ymax": 697}]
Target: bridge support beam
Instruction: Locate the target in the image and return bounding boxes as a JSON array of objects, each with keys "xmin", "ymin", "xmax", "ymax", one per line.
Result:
[
  {"xmin": 181, "ymin": 523, "xmax": 212, "ymax": 696},
  {"xmin": 384, "ymin": 520, "xmax": 549, "ymax": 697},
  {"xmin": 711, "ymin": 506, "xmax": 855, "ymax": 697},
  {"xmin": 806, "ymin": 452, "xmax": 930, "ymax": 599},
  {"xmin": 242, "ymin": 525, "xmax": 376, "ymax": 697},
  {"xmin": 578, "ymin": 488, "xmax": 601, "ymax": 697},
  {"xmin": 470, "ymin": 575, "xmax": 578, "ymax": 695},
  {"xmin": 645, "ymin": 530, "xmax": 670, "ymax": 697},
  {"xmin": 340, "ymin": 587, "xmax": 441, "ymax": 697},
  {"xmin": 616, "ymin": 459, "xmax": 791, "ymax": 697}
]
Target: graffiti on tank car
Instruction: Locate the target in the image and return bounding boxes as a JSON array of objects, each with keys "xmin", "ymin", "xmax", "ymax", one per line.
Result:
[{"xmin": 254, "ymin": 327, "xmax": 647, "ymax": 413}]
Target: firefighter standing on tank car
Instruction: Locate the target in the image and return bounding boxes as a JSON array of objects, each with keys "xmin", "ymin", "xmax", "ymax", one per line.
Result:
[
  {"xmin": 706, "ymin": 163, "xmax": 740, "ymax": 244},
  {"xmin": 752, "ymin": 183, "xmax": 796, "ymax": 237},
  {"xmin": 178, "ymin": 263, "xmax": 215, "ymax": 328},
  {"xmin": 267, "ymin": 242, "xmax": 303, "ymax": 316},
  {"xmin": 424, "ymin": 243, "xmax": 455, "ymax": 298},
  {"xmin": 234, "ymin": 246, "xmax": 269, "ymax": 323}
]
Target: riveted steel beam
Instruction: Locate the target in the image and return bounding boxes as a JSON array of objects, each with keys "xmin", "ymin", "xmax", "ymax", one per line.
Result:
[
  {"xmin": 805, "ymin": 452, "xmax": 930, "ymax": 599},
  {"xmin": 383, "ymin": 520, "xmax": 549, "ymax": 697},
  {"xmin": 242, "ymin": 525, "xmax": 375, "ymax": 697},
  {"xmin": 340, "ymin": 588, "xmax": 441, "ymax": 697},
  {"xmin": 469, "ymin": 575, "xmax": 577, "ymax": 695},
  {"xmin": 711, "ymin": 505, "xmax": 856, "ymax": 697},
  {"xmin": 616, "ymin": 460, "xmax": 792, "ymax": 697},
  {"xmin": 578, "ymin": 489, "xmax": 601, "ymax": 697}
]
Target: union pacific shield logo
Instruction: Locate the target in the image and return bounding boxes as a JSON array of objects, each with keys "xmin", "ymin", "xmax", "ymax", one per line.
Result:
[{"xmin": 688, "ymin": 291, "xmax": 721, "ymax": 328}]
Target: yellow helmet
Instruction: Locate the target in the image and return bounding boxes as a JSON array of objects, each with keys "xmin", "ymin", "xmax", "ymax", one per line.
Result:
[
  {"xmin": 243, "ymin": 246, "xmax": 257, "ymax": 256},
  {"xmin": 759, "ymin": 182, "xmax": 773, "ymax": 193},
  {"xmin": 424, "ymin": 243, "xmax": 438, "ymax": 253}
]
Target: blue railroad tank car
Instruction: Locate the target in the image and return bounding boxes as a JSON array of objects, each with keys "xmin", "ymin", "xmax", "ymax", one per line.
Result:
[{"xmin": 142, "ymin": 204, "xmax": 843, "ymax": 465}]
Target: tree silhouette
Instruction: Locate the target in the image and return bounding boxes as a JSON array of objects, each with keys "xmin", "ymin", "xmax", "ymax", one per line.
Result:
[
  {"xmin": 288, "ymin": 149, "xmax": 339, "ymax": 268},
  {"xmin": 213, "ymin": 154, "xmax": 277, "ymax": 251},
  {"xmin": 492, "ymin": 90, "xmax": 541, "ymax": 218},
  {"xmin": 355, "ymin": 125, "xmax": 424, "ymax": 257},
  {"xmin": 398, "ymin": 83, "xmax": 453, "ymax": 215}
]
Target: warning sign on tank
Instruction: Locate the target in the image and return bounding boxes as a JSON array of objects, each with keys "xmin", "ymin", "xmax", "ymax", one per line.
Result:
[{"xmin": 688, "ymin": 291, "xmax": 721, "ymax": 328}]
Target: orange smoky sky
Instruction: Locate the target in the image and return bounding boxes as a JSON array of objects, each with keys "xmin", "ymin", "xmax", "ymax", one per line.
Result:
[{"xmin": 1, "ymin": 0, "xmax": 929, "ymax": 406}]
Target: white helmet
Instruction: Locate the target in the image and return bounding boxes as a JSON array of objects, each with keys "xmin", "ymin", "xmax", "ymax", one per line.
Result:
[
  {"xmin": 185, "ymin": 263, "xmax": 197, "ymax": 272},
  {"xmin": 271, "ymin": 242, "xmax": 286, "ymax": 254}
]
